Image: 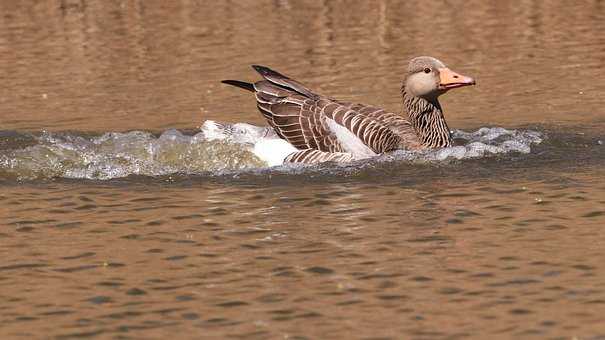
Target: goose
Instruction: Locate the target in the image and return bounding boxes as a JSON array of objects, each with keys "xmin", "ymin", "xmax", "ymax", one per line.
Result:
[{"xmin": 218, "ymin": 56, "xmax": 475, "ymax": 165}]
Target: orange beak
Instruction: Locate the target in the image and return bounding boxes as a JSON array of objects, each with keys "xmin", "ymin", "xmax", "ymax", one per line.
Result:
[{"xmin": 438, "ymin": 68, "xmax": 476, "ymax": 91}]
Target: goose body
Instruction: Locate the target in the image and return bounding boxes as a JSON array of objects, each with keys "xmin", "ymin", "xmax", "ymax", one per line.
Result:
[{"xmin": 219, "ymin": 56, "xmax": 475, "ymax": 165}]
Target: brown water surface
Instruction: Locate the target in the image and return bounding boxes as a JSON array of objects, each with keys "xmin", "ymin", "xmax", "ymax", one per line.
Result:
[{"xmin": 1, "ymin": 1, "xmax": 605, "ymax": 339}]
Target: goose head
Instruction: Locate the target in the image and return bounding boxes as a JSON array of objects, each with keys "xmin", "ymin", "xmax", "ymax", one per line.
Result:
[{"xmin": 403, "ymin": 56, "xmax": 475, "ymax": 102}]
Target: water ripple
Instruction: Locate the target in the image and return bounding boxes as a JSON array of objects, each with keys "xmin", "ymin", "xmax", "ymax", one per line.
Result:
[{"xmin": 0, "ymin": 126, "xmax": 543, "ymax": 181}]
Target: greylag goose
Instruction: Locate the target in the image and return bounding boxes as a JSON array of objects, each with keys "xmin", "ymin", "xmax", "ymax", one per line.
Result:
[{"xmin": 221, "ymin": 56, "xmax": 475, "ymax": 165}]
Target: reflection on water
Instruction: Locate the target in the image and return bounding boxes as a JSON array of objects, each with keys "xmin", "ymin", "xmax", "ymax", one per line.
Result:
[
  {"xmin": 1, "ymin": 1, "xmax": 604, "ymax": 131},
  {"xmin": 1, "ymin": 178, "xmax": 605, "ymax": 339},
  {"xmin": 1, "ymin": 1, "xmax": 605, "ymax": 339}
]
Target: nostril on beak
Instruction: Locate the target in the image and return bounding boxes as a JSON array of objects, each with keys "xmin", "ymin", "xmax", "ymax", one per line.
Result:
[{"xmin": 453, "ymin": 75, "xmax": 459, "ymax": 79}]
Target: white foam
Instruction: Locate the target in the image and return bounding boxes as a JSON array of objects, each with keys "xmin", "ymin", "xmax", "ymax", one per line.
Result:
[
  {"xmin": 201, "ymin": 120, "xmax": 295, "ymax": 166},
  {"xmin": 252, "ymin": 138, "xmax": 298, "ymax": 167},
  {"xmin": 0, "ymin": 125, "xmax": 544, "ymax": 180},
  {"xmin": 387, "ymin": 127, "xmax": 543, "ymax": 162},
  {"xmin": 201, "ymin": 120, "xmax": 278, "ymax": 144},
  {"xmin": 200, "ymin": 122, "xmax": 543, "ymax": 165}
]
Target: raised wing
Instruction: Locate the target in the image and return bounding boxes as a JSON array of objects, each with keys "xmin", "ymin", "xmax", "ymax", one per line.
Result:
[{"xmin": 223, "ymin": 65, "xmax": 416, "ymax": 159}]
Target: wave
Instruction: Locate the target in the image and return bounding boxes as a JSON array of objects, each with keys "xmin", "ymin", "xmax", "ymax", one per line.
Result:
[{"xmin": 0, "ymin": 126, "xmax": 543, "ymax": 181}]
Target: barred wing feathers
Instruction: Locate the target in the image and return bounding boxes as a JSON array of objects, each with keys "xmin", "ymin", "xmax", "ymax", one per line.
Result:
[{"xmin": 223, "ymin": 65, "xmax": 418, "ymax": 162}]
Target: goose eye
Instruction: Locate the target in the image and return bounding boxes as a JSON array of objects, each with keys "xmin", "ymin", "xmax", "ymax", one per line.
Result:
[{"xmin": 423, "ymin": 68, "xmax": 431, "ymax": 74}]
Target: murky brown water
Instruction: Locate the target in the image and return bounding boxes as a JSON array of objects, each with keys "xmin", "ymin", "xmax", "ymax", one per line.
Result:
[{"xmin": 1, "ymin": 1, "xmax": 605, "ymax": 339}]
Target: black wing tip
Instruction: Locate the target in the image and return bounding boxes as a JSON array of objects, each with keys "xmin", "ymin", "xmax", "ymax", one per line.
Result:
[
  {"xmin": 221, "ymin": 79, "xmax": 255, "ymax": 92},
  {"xmin": 251, "ymin": 64, "xmax": 269, "ymax": 73},
  {"xmin": 252, "ymin": 65, "xmax": 288, "ymax": 79}
]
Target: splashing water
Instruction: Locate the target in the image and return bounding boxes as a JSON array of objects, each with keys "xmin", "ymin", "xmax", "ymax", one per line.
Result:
[
  {"xmin": 0, "ymin": 129, "xmax": 265, "ymax": 181},
  {"xmin": 0, "ymin": 126, "xmax": 543, "ymax": 181},
  {"xmin": 392, "ymin": 127, "xmax": 543, "ymax": 162}
]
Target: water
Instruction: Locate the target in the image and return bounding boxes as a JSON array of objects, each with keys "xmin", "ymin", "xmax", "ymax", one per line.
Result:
[
  {"xmin": 0, "ymin": 127, "xmax": 544, "ymax": 181},
  {"xmin": 1, "ymin": 1, "xmax": 605, "ymax": 339}
]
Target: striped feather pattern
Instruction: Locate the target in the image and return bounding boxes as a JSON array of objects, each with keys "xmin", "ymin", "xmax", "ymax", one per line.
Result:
[
  {"xmin": 234, "ymin": 66, "xmax": 421, "ymax": 159},
  {"xmin": 284, "ymin": 149, "xmax": 354, "ymax": 164},
  {"xmin": 402, "ymin": 90, "xmax": 452, "ymax": 148},
  {"xmin": 222, "ymin": 65, "xmax": 452, "ymax": 164}
]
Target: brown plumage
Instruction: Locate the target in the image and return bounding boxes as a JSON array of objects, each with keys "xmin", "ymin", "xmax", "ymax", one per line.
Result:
[{"xmin": 222, "ymin": 56, "xmax": 475, "ymax": 164}]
